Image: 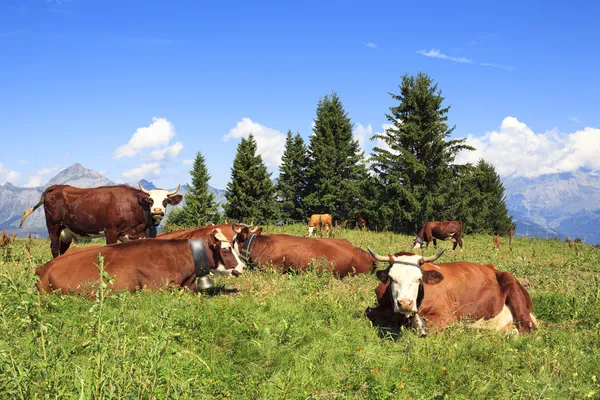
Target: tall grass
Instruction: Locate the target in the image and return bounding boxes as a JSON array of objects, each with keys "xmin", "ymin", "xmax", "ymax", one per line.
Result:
[{"xmin": 0, "ymin": 225, "xmax": 599, "ymax": 399}]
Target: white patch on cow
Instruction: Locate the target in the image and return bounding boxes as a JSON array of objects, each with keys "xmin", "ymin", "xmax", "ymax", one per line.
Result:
[
  {"xmin": 387, "ymin": 254, "xmax": 425, "ymax": 316},
  {"xmin": 146, "ymin": 189, "xmax": 173, "ymax": 223},
  {"xmin": 212, "ymin": 229, "xmax": 246, "ymax": 276},
  {"xmin": 469, "ymin": 304, "xmax": 514, "ymax": 332},
  {"xmin": 307, "ymin": 226, "xmax": 315, "ymax": 236},
  {"xmin": 118, "ymin": 235, "xmax": 131, "ymax": 243},
  {"xmin": 60, "ymin": 228, "xmax": 105, "ymax": 244}
]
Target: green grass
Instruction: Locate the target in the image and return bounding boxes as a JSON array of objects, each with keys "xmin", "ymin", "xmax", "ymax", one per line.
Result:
[{"xmin": 1, "ymin": 225, "xmax": 599, "ymax": 399}]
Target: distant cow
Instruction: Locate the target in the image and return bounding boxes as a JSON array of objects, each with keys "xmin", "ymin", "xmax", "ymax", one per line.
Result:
[
  {"xmin": 231, "ymin": 225, "xmax": 377, "ymax": 277},
  {"xmin": 19, "ymin": 182, "xmax": 183, "ymax": 258},
  {"xmin": 355, "ymin": 216, "xmax": 368, "ymax": 230},
  {"xmin": 308, "ymin": 214, "xmax": 333, "ymax": 237},
  {"xmin": 365, "ymin": 249, "xmax": 537, "ymax": 336},
  {"xmin": 413, "ymin": 221, "xmax": 463, "ymax": 251},
  {"xmin": 35, "ymin": 228, "xmax": 245, "ymax": 298}
]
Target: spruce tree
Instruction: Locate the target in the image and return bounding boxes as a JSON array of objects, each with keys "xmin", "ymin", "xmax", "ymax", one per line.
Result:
[
  {"xmin": 370, "ymin": 72, "xmax": 474, "ymax": 232},
  {"xmin": 304, "ymin": 92, "xmax": 369, "ymax": 222},
  {"xmin": 164, "ymin": 151, "xmax": 220, "ymax": 228},
  {"xmin": 224, "ymin": 134, "xmax": 278, "ymax": 222},
  {"xmin": 276, "ymin": 131, "xmax": 308, "ymax": 222}
]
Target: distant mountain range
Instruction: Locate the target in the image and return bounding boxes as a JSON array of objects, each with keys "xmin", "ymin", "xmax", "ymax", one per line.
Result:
[{"xmin": 1, "ymin": 163, "xmax": 599, "ymax": 244}]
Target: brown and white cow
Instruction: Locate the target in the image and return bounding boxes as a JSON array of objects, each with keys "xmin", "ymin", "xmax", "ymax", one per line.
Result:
[
  {"xmin": 19, "ymin": 182, "xmax": 183, "ymax": 258},
  {"xmin": 231, "ymin": 225, "xmax": 376, "ymax": 277},
  {"xmin": 308, "ymin": 214, "xmax": 333, "ymax": 237},
  {"xmin": 35, "ymin": 228, "xmax": 246, "ymax": 298},
  {"xmin": 365, "ymin": 249, "xmax": 537, "ymax": 336},
  {"xmin": 413, "ymin": 220, "xmax": 463, "ymax": 251}
]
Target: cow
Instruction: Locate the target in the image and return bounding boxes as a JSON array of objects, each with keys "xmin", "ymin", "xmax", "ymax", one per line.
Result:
[
  {"xmin": 355, "ymin": 216, "xmax": 368, "ymax": 230},
  {"xmin": 413, "ymin": 221, "xmax": 463, "ymax": 251},
  {"xmin": 231, "ymin": 225, "xmax": 377, "ymax": 277},
  {"xmin": 365, "ymin": 248, "xmax": 537, "ymax": 337},
  {"xmin": 35, "ymin": 228, "xmax": 246, "ymax": 298},
  {"xmin": 308, "ymin": 214, "xmax": 333, "ymax": 237},
  {"xmin": 19, "ymin": 182, "xmax": 183, "ymax": 258}
]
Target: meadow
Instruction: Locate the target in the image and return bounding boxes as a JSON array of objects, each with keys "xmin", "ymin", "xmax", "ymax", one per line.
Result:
[{"xmin": 1, "ymin": 224, "xmax": 599, "ymax": 399}]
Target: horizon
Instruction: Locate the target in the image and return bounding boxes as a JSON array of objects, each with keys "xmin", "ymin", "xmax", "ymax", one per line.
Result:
[{"xmin": 1, "ymin": 1, "xmax": 600, "ymax": 190}]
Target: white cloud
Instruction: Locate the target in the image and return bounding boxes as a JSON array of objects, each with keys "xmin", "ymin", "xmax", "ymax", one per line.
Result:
[
  {"xmin": 223, "ymin": 118, "xmax": 287, "ymax": 167},
  {"xmin": 364, "ymin": 42, "xmax": 377, "ymax": 49},
  {"xmin": 24, "ymin": 166, "xmax": 60, "ymax": 188},
  {"xmin": 183, "ymin": 159, "xmax": 194, "ymax": 165},
  {"xmin": 122, "ymin": 163, "xmax": 161, "ymax": 182},
  {"xmin": 480, "ymin": 62, "xmax": 513, "ymax": 71},
  {"xmin": 114, "ymin": 117, "xmax": 176, "ymax": 159},
  {"xmin": 353, "ymin": 123, "xmax": 372, "ymax": 152},
  {"xmin": 417, "ymin": 48, "xmax": 471, "ymax": 63},
  {"xmin": 147, "ymin": 142, "xmax": 183, "ymax": 162},
  {"xmin": 570, "ymin": 116, "xmax": 581, "ymax": 124},
  {"xmin": 455, "ymin": 116, "xmax": 600, "ymax": 178},
  {"xmin": 371, "ymin": 123, "xmax": 396, "ymax": 155},
  {"xmin": 0, "ymin": 164, "xmax": 21, "ymax": 185}
]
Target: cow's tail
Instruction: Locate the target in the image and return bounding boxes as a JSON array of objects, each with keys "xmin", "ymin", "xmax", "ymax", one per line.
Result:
[{"xmin": 19, "ymin": 187, "xmax": 53, "ymax": 227}]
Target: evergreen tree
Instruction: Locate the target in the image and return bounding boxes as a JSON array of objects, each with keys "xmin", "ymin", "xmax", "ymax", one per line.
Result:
[
  {"xmin": 276, "ymin": 131, "xmax": 308, "ymax": 222},
  {"xmin": 164, "ymin": 151, "xmax": 220, "ymax": 229},
  {"xmin": 468, "ymin": 159, "xmax": 514, "ymax": 234},
  {"xmin": 370, "ymin": 72, "xmax": 474, "ymax": 232},
  {"xmin": 304, "ymin": 92, "xmax": 369, "ymax": 222},
  {"xmin": 224, "ymin": 134, "xmax": 278, "ymax": 222}
]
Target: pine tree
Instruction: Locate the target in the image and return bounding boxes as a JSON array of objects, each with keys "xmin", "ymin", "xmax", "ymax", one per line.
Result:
[
  {"xmin": 276, "ymin": 131, "xmax": 308, "ymax": 222},
  {"xmin": 164, "ymin": 151, "xmax": 220, "ymax": 229},
  {"xmin": 469, "ymin": 159, "xmax": 514, "ymax": 235},
  {"xmin": 304, "ymin": 92, "xmax": 369, "ymax": 222},
  {"xmin": 370, "ymin": 72, "xmax": 474, "ymax": 232},
  {"xmin": 224, "ymin": 134, "xmax": 278, "ymax": 222}
]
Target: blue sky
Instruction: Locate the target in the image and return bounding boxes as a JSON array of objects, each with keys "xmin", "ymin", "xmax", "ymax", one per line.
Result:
[{"xmin": 1, "ymin": 0, "xmax": 599, "ymax": 189}]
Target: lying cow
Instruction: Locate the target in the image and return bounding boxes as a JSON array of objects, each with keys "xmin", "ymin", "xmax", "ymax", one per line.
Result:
[
  {"xmin": 413, "ymin": 220, "xmax": 463, "ymax": 251},
  {"xmin": 307, "ymin": 214, "xmax": 333, "ymax": 237},
  {"xmin": 20, "ymin": 182, "xmax": 183, "ymax": 258},
  {"xmin": 35, "ymin": 228, "xmax": 245, "ymax": 298},
  {"xmin": 365, "ymin": 249, "xmax": 537, "ymax": 336},
  {"xmin": 231, "ymin": 225, "xmax": 376, "ymax": 277}
]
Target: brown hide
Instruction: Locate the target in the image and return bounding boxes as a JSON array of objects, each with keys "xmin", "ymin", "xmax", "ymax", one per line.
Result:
[
  {"xmin": 308, "ymin": 214, "xmax": 333, "ymax": 231},
  {"xmin": 234, "ymin": 229, "xmax": 376, "ymax": 277},
  {"xmin": 36, "ymin": 231, "xmax": 240, "ymax": 298},
  {"xmin": 373, "ymin": 261, "xmax": 536, "ymax": 334},
  {"xmin": 415, "ymin": 221, "xmax": 463, "ymax": 250},
  {"xmin": 19, "ymin": 184, "xmax": 182, "ymax": 258}
]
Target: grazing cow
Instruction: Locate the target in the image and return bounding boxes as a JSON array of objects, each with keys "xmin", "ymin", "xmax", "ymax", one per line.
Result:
[
  {"xmin": 35, "ymin": 228, "xmax": 245, "ymax": 298},
  {"xmin": 493, "ymin": 235, "xmax": 502, "ymax": 250},
  {"xmin": 19, "ymin": 182, "xmax": 183, "ymax": 258},
  {"xmin": 413, "ymin": 221, "xmax": 463, "ymax": 251},
  {"xmin": 355, "ymin": 216, "xmax": 368, "ymax": 230},
  {"xmin": 308, "ymin": 214, "xmax": 333, "ymax": 237},
  {"xmin": 365, "ymin": 249, "xmax": 537, "ymax": 336},
  {"xmin": 231, "ymin": 225, "xmax": 377, "ymax": 277}
]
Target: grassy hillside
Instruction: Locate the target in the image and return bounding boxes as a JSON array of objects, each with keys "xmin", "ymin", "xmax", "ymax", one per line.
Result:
[{"xmin": 1, "ymin": 225, "xmax": 599, "ymax": 399}]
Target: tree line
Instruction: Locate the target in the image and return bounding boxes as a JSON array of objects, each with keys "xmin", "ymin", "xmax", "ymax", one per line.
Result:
[{"xmin": 165, "ymin": 72, "xmax": 514, "ymax": 235}]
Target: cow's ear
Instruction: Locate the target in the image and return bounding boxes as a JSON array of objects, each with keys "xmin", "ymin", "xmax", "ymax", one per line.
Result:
[
  {"xmin": 167, "ymin": 194, "xmax": 184, "ymax": 205},
  {"xmin": 207, "ymin": 230, "xmax": 219, "ymax": 250},
  {"xmin": 138, "ymin": 194, "xmax": 151, "ymax": 207},
  {"xmin": 376, "ymin": 267, "xmax": 389, "ymax": 283},
  {"xmin": 422, "ymin": 270, "xmax": 444, "ymax": 285}
]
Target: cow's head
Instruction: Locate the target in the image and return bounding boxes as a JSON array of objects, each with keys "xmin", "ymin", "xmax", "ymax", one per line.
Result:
[
  {"xmin": 368, "ymin": 248, "xmax": 445, "ymax": 316},
  {"xmin": 138, "ymin": 182, "xmax": 184, "ymax": 225},
  {"xmin": 206, "ymin": 228, "xmax": 246, "ymax": 277},
  {"xmin": 231, "ymin": 224, "xmax": 263, "ymax": 256}
]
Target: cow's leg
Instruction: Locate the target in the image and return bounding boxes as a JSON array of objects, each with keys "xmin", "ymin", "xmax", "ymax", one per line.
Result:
[
  {"xmin": 496, "ymin": 271, "xmax": 537, "ymax": 334},
  {"xmin": 432, "ymin": 238, "xmax": 437, "ymax": 248},
  {"xmin": 47, "ymin": 225, "xmax": 62, "ymax": 258},
  {"xmin": 104, "ymin": 229, "xmax": 119, "ymax": 245},
  {"xmin": 455, "ymin": 233, "xmax": 464, "ymax": 252}
]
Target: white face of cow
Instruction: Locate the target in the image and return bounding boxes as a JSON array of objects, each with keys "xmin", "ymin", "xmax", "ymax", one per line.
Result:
[
  {"xmin": 307, "ymin": 226, "xmax": 315, "ymax": 235},
  {"xmin": 211, "ymin": 235, "xmax": 246, "ymax": 277},
  {"xmin": 385, "ymin": 254, "xmax": 425, "ymax": 316},
  {"xmin": 413, "ymin": 237, "xmax": 424, "ymax": 250},
  {"xmin": 139, "ymin": 183, "xmax": 182, "ymax": 225}
]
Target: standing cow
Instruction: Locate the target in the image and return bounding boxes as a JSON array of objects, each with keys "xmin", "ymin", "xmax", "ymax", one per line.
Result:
[
  {"xmin": 413, "ymin": 221, "xmax": 463, "ymax": 251},
  {"xmin": 307, "ymin": 214, "xmax": 333, "ymax": 237},
  {"xmin": 19, "ymin": 182, "xmax": 183, "ymax": 258}
]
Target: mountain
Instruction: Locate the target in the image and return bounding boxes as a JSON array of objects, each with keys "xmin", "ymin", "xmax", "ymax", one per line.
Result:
[{"xmin": 503, "ymin": 170, "xmax": 600, "ymax": 244}]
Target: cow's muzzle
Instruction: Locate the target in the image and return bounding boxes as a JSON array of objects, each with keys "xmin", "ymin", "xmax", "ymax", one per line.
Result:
[{"xmin": 396, "ymin": 299, "xmax": 416, "ymax": 314}]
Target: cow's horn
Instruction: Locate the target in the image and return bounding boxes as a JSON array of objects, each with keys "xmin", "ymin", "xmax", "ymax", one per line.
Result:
[
  {"xmin": 250, "ymin": 226, "xmax": 260, "ymax": 233},
  {"xmin": 232, "ymin": 223, "xmax": 242, "ymax": 234},
  {"xmin": 368, "ymin": 247, "xmax": 390, "ymax": 262},
  {"xmin": 167, "ymin": 184, "xmax": 180, "ymax": 196},
  {"xmin": 138, "ymin": 181, "xmax": 151, "ymax": 194},
  {"xmin": 422, "ymin": 248, "xmax": 446, "ymax": 263}
]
